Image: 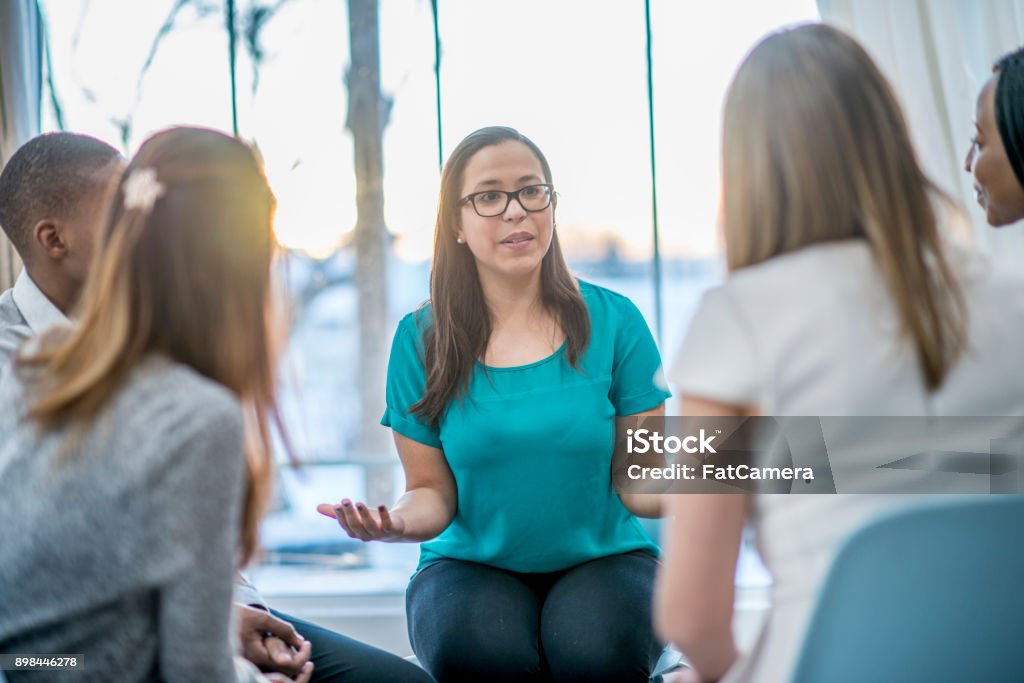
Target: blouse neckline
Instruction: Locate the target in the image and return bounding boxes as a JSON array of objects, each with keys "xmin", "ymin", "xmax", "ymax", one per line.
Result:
[{"xmin": 476, "ymin": 339, "xmax": 568, "ymax": 372}]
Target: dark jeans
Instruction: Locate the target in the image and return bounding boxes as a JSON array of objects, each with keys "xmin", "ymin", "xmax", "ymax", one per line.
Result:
[
  {"xmin": 406, "ymin": 552, "xmax": 662, "ymax": 683},
  {"xmin": 271, "ymin": 609, "xmax": 435, "ymax": 683}
]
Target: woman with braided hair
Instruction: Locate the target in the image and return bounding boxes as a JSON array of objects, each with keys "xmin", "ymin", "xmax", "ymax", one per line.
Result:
[{"xmin": 966, "ymin": 46, "xmax": 1024, "ymax": 226}]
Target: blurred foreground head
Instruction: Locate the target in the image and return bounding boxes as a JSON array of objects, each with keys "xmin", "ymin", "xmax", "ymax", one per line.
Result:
[
  {"xmin": 721, "ymin": 23, "xmax": 964, "ymax": 391},
  {"xmin": 24, "ymin": 126, "xmax": 283, "ymax": 562}
]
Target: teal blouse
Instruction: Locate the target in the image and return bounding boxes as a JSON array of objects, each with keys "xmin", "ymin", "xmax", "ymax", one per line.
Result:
[{"xmin": 381, "ymin": 280, "xmax": 670, "ymax": 573}]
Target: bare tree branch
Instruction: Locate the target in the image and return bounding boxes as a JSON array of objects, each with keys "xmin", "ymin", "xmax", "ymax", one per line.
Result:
[{"xmin": 241, "ymin": 0, "xmax": 294, "ymax": 92}]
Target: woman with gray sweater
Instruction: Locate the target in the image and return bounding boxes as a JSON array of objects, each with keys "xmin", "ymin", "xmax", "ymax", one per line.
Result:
[{"xmin": 0, "ymin": 127, "xmax": 297, "ymax": 682}]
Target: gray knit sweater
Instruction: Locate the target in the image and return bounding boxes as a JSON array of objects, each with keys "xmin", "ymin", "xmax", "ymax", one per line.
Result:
[{"xmin": 0, "ymin": 355, "xmax": 253, "ymax": 682}]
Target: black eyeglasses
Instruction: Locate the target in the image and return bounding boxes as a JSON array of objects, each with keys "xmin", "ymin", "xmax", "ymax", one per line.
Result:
[{"xmin": 459, "ymin": 184, "xmax": 554, "ymax": 217}]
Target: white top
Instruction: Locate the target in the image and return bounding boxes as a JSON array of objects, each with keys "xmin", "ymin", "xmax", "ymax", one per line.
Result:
[{"xmin": 669, "ymin": 240, "xmax": 1024, "ymax": 682}]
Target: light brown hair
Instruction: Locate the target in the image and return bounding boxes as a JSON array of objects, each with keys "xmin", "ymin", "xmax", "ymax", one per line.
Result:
[
  {"xmin": 721, "ymin": 23, "xmax": 966, "ymax": 390},
  {"xmin": 20, "ymin": 127, "xmax": 283, "ymax": 563},
  {"xmin": 411, "ymin": 126, "xmax": 590, "ymax": 425}
]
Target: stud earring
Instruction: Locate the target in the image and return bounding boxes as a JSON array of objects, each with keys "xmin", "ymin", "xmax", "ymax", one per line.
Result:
[{"xmin": 456, "ymin": 236, "xmax": 465, "ymax": 244}]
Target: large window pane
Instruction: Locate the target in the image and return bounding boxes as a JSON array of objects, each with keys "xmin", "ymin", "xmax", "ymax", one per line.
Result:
[
  {"xmin": 651, "ymin": 0, "xmax": 820, "ymax": 364},
  {"xmin": 41, "ymin": 0, "xmax": 233, "ymax": 145},
  {"xmin": 37, "ymin": 0, "xmax": 823, "ymax": 594},
  {"xmin": 438, "ymin": 0, "xmax": 658, "ymax": 321}
]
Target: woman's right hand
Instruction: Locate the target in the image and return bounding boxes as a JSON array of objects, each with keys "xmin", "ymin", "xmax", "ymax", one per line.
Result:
[{"xmin": 316, "ymin": 500, "xmax": 407, "ymax": 542}]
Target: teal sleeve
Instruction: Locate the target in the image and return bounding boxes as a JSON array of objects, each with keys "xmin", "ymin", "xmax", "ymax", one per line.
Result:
[
  {"xmin": 381, "ymin": 317, "xmax": 443, "ymax": 449},
  {"xmin": 609, "ymin": 297, "xmax": 672, "ymax": 415}
]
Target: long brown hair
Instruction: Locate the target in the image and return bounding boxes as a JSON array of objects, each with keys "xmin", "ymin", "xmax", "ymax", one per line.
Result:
[
  {"xmin": 721, "ymin": 24, "xmax": 966, "ymax": 390},
  {"xmin": 411, "ymin": 126, "xmax": 590, "ymax": 425},
  {"xmin": 20, "ymin": 127, "xmax": 283, "ymax": 564}
]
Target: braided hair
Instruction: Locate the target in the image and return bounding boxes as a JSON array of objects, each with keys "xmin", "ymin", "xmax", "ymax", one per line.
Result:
[{"xmin": 994, "ymin": 47, "xmax": 1024, "ymax": 187}]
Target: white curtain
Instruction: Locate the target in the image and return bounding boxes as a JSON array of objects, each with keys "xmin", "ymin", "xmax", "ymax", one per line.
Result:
[
  {"xmin": 817, "ymin": 0, "xmax": 1024, "ymax": 268},
  {"xmin": 0, "ymin": 0, "xmax": 42, "ymax": 290}
]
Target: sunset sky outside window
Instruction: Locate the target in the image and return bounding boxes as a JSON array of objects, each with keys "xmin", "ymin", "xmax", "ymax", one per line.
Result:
[{"xmin": 41, "ymin": 0, "xmax": 818, "ymax": 261}]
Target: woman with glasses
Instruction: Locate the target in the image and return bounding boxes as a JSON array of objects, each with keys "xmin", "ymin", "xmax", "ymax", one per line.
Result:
[
  {"xmin": 319, "ymin": 126, "xmax": 670, "ymax": 682},
  {"xmin": 965, "ymin": 45, "xmax": 1024, "ymax": 227},
  {"xmin": 655, "ymin": 25, "xmax": 1024, "ymax": 683}
]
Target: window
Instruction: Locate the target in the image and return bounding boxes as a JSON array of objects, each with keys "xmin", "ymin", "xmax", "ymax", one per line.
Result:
[{"xmin": 40, "ymin": 0, "xmax": 818, "ymax": 595}]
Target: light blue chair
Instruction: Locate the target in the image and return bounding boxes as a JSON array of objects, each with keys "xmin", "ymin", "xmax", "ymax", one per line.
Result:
[{"xmin": 791, "ymin": 496, "xmax": 1024, "ymax": 683}]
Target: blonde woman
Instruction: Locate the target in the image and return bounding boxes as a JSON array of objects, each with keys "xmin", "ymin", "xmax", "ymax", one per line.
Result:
[
  {"xmin": 0, "ymin": 128, "xmax": 299, "ymax": 682},
  {"xmin": 655, "ymin": 25, "xmax": 1024, "ymax": 683}
]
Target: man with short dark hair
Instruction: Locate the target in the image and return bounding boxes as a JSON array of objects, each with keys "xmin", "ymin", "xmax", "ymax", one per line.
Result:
[{"xmin": 0, "ymin": 131, "xmax": 122, "ymax": 364}]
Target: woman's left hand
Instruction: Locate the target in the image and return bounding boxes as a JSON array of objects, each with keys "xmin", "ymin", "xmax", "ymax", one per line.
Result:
[{"xmin": 316, "ymin": 500, "xmax": 407, "ymax": 542}]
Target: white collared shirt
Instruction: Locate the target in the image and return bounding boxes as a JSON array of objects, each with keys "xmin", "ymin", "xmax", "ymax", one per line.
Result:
[
  {"xmin": 0, "ymin": 271, "xmax": 69, "ymax": 368},
  {"xmin": 11, "ymin": 270, "xmax": 68, "ymax": 334}
]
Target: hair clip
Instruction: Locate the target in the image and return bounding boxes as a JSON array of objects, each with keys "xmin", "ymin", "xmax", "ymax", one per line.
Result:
[{"xmin": 123, "ymin": 168, "xmax": 166, "ymax": 214}]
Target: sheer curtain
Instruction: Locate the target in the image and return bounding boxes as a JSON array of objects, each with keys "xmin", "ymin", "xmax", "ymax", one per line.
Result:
[
  {"xmin": 0, "ymin": 0, "xmax": 42, "ymax": 290},
  {"xmin": 817, "ymin": 0, "xmax": 1024, "ymax": 268}
]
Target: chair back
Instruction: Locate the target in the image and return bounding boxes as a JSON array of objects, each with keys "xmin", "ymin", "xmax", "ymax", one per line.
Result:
[{"xmin": 791, "ymin": 496, "xmax": 1024, "ymax": 683}]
